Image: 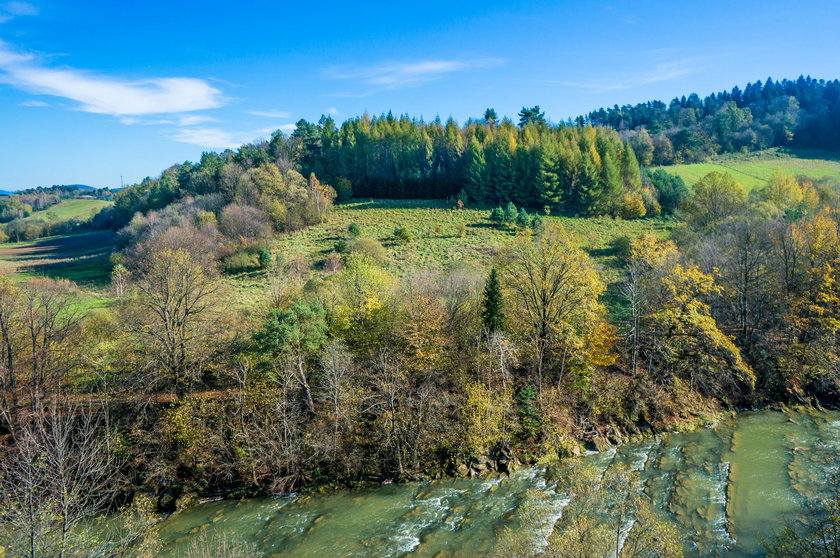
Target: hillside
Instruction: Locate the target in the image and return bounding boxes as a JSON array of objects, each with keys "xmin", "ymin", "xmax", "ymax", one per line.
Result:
[{"xmin": 655, "ymin": 148, "xmax": 840, "ymax": 190}]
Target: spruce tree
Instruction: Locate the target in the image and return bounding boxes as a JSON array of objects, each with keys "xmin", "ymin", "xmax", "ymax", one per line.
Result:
[
  {"xmin": 504, "ymin": 201, "xmax": 519, "ymax": 224},
  {"xmin": 481, "ymin": 268, "xmax": 505, "ymax": 333},
  {"xmin": 464, "ymin": 137, "xmax": 487, "ymax": 203}
]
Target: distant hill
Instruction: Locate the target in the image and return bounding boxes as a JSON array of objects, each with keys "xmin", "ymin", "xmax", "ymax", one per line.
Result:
[{"xmin": 0, "ymin": 184, "xmax": 99, "ymax": 196}]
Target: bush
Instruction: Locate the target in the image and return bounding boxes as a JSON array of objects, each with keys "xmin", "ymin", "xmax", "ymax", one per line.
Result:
[
  {"xmin": 218, "ymin": 204, "xmax": 273, "ymax": 242},
  {"xmin": 221, "ymin": 251, "xmax": 258, "ymax": 274},
  {"xmin": 646, "ymin": 169, "xmax": 689, "ymax": 214},
  {"xmin": 348, "ymin": 237, "xmax": 387, "ymax": 264},
  {"xmin": 334, "ymin": 238, "xmax": 348, "ymax": 253},
  {"xmin": 347, "ymin": 223, "xmax": 361, "ymax": 236},
  {"xmin": 258, "ymin": 248, "xmax": 272, "ymax": 269},
  {"xmin": 393, "ymin": 226, "xmax": 413, "ymax": 244},
  {"xmin": 504, "ymin": 202, "xmax": 518, "ymax": 223},
  {"xmin": 620, "ymin": 193, "xmax": 647, "ymax": 219},
  {"xmin": 489, "ymin": 206, "xmax": 505, "ymax": 226},
  {"xmin": 457, "ymin": 223, "xmax": 467, "ymax": 238},
  {"xmin": 516, "ymin": 208, "xmax": 531, "ymax": 228},
  {"xmin": 641, "ymin": 187, "xmax": 662, "ymax": 217}
]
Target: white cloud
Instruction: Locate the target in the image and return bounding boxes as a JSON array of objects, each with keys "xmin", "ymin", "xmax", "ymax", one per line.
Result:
[
  {"xmin": 0, "ymin": 40, "xmax": 226, "ymax": 115},
  {"xmin": 169, "ymin": 128, "xmax": 241, "ymax": 149},
  {"xmin": 560, "ymin": 59, "xmax": 701, "ymax": 93},
  {"xmin": 19, "ymin": 99, "xmax": 47, "ymax": 106},
  {"xmin": 178, "ymin": 114, "xmax": 217, "ymax": 126},
  {"xmin": 324, "ymin": 57, "xmax": 503, "ymax": 95},
  {"xmin": 247, "ymin": 109, "xmax": 292, "ymax": 118},
  {"xmin": 3, "ymin": 1, "xmax": 37, "ymax": 16},
  {"xmin": 168, "ymin": 126, "xmax": 279, "ymax": 149},
  {"xmin": 278, "ymin": 123, "xmax": 296, "ymax": 132},
  {"xmin": 325, "ymin": 106, "xmax": 339, "ymax": 116},
  {"xmin": 0, "ymin": 1, "xmax": 37, "ymax": 22}
]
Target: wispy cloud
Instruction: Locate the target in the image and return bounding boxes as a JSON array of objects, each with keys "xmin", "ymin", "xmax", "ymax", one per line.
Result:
[
  {"xmin": 247, "ymin": 109, "xmax": 291, "ymax": 118},
  {"xmin": 325, "ymin": 106, "xmax": 339, "ymax": 116},
  {"xmin": 0, "ymin": 1, "xmax": 37, "ymax": 23},
  {"xmin": 168, "ymin": 126, "xmax": 278, "ymax": 149},
  {"xmin": 324, "ymin": 57, "xmax": 503, "ymax": 96},
  {"xmin": 560, "ymin": 59, "xmax": 701, "ymax": 93},
  {"xmin": 0, "ymin": 39, "xmax": 226, "ymax": 115},
  {"xmin": 19, "ymin": 99, "xmax": 47, "ymax": 106}
]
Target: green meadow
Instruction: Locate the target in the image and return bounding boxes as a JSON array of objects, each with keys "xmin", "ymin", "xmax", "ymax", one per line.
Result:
[
  {"xmin": 656, "ymin": 148, "xmax": 840, "ymax": 190},
  {"xmin": 8, "ymin": 198, "xmax": 112, "ymax": 228}
]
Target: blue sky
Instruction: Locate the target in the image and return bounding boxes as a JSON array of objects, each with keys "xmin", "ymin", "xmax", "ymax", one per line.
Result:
[{"xmin": 0, "ymin": 0, "xmax": 838, "ymax": 189}]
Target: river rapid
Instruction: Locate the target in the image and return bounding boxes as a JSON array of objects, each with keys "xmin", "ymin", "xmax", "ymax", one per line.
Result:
[{"xmin": 153, "ymin": 409, "xmax": 840, "ymax": 557}]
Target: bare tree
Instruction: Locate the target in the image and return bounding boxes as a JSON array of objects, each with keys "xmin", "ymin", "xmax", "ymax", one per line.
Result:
[
  {"xmin": 0, "ymin": 401, "xmax": 121, "ymax": 558},
  {"xmin": 318, "ymin": 339, "xmax": 356, "ymax": 459},
  {"xmin": 129, "ymin": 248, "xmax": 221, "ymax": 399}
]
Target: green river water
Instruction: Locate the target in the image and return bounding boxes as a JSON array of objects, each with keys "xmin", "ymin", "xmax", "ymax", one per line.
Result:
[{"xmin": 154, "ymin": 409, "xmax": 840, "ymax": 557}]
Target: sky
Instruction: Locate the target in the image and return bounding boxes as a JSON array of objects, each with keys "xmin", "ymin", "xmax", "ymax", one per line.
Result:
[{"xmin": 0, "ymin": 0, "xmax": 838, "ymax": 190}]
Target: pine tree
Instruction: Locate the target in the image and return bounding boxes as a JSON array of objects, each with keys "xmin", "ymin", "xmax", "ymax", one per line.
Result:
[{"xmin": 481, "ymin": 268, "xmax": 505, "ymax": 333}]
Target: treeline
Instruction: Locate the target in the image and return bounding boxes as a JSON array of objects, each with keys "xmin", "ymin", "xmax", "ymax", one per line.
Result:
[
  {"xmin": 0, "ymin": 185, "xmax": 112, "ymax": 224},
  {"xmin": 293, "ymin": 114, "xmax": 652, "ymax": 217},
  {"xmin": 583, "ymin": 76, "xmax": 840, "ymax": 163},
  {"xmin": 106, "ymin": 114, "xmax": 656, "ymax": 223}
]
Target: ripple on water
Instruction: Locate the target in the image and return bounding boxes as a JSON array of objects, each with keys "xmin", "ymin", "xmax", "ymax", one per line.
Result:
[{"xmin": 151, "ymin": 410, "xmax": 840, "ymax": 558}]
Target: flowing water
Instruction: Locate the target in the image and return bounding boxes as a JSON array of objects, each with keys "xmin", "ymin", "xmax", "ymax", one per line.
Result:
[{"xmin": 154, "ymin": 409, "xmax": 840, "ymax": 557}]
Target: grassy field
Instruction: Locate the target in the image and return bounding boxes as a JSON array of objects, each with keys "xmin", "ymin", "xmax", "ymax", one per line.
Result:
[
  {"xmin": 266, "ymin": 199, "xmax": 673, "ymax": 277},
  {"xmin": 0, "ymin": 201, "xmax": 675, "ymax": 316},
  {"xmin": 8, "ymin": 198, "xmax": 113, "ymax": 228},
  {"xmin": 655, "ymin": 148, "xmax": 840, "ymax": 191},
  {"xmin": 0, "ymin": 231, "xmax": 116, "ymax": 310}
]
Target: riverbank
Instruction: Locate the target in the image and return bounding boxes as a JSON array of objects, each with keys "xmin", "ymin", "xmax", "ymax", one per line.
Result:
[{"xmin": 140, "ymin": 408, "xmax": 840, "ymax": 557}]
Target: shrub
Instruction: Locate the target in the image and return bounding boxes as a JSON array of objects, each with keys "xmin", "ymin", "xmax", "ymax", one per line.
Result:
[
  {"xmin": 641, "ymin": 187, "xmax": 662, "ymax": 217},
  {"xmin": 620, "ymin": 193, "xmax": 647, "ymax": 219},
  {"xmin": 516, "ymin": 208, "xmax": 531, "ymax": 228},
  {"xmin": 258, "ymin": 248, "xmax": 272, "ymax": 269},
  {"xmin": 347, "ymin": 223, "xmax": 361, "ymax": 236},
  {"xmin": 348, "ymin": 237, "xmax": 387, "ymax": 264},
  {"xmin": 218, "ymin": 204, "xmax": 273, "ymax": 242},
  {"xmin": 334, "ymin": 238, "xmax": 348, "ymax": 253},
  {"xmin": 457, "ymin": 223, "xmax": 467, "ymax": 238},
  {"xmin": 504, "ymin": 202, "xmax": 518, "ymax": 223},
  {"xmin": 221, "ymin": 251, "xmax": 257, "ymax": 274},
  {"xmin": 393, "ymin": 226, "xmax": 413, "ymax": 244},
  {"xmin": 489, "ymin": 206, "xmax": 505, "ymax": 226}
]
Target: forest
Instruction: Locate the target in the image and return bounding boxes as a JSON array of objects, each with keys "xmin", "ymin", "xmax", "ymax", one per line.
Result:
[
  {"xmin": 1, "ymin": 85, "xmax": 839, "ymax": 556},
  {"xmin": 585, "ymin": 76, "xmax": 840, "ymax": 163}
]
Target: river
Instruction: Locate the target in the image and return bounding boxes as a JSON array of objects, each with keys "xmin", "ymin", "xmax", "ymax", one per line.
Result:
[{"xmin": 153, "ymin": 409, "xmax": 840, "ymax": 557}]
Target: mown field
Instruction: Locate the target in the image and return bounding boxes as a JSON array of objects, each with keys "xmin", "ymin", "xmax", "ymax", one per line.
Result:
[
  {"xmin": 0, "ymin": 231, "xmax": 116, "ymax": 310},
  {"xmin": 655, "ymin": 148, "xmax": 840, "ymax": 190},
  {"xmin": 6, "ymin": 198, "xmax": 112, "ymax": 229}
]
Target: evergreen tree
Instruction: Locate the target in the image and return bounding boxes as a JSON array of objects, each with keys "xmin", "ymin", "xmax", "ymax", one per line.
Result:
[
  {"xmin": 516, "ymin": 207, "xmax": 531, "ymax": 229},
  {"xmin": 464, "ymin": 137, "xmax": 487, "ymax": 203},
  {"xmin": 484, "ymin": 108, "xmax": 498, "ymax": 125},
  {"xmin": 481, "ymin": 268, "xmax": 505, "ymax": 333},
  {"xmin": 504, "ymin": 201, "xmax": 519, "ymax": 224}
]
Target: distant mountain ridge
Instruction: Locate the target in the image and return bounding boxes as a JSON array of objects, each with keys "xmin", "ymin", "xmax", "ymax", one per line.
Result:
[{"xmin": 0, "ymin": 184, "xmax": 100, "ymax": 196}]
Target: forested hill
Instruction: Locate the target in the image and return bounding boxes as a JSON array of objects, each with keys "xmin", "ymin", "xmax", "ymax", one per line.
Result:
[
  {"xmin": 582, "ymin": 76, "xmax": 840, "ymax": 164},
  {"xmin": 109, "ymin": 76, "xmax": 840, "ymax": 230}
]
